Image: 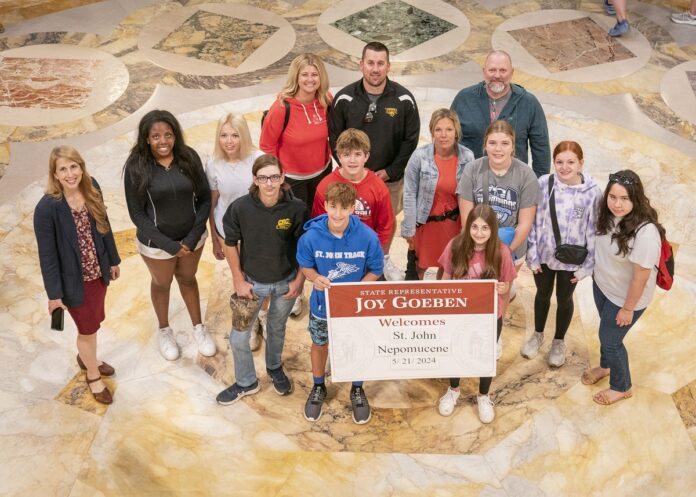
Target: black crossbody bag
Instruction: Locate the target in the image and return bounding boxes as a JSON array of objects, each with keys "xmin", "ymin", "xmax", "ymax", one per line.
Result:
[{"xmin": 548, "ymin": 175, "xmax": 588, "ymax": 265}]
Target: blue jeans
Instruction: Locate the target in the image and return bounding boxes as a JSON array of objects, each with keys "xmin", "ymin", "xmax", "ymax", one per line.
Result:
[
  {"xmin": 229, "ymin": 272, "xmax": 297, "ymax": 387},
  {"xmin": 592, "ymin": 281, "xmax": 645, "ymax": 392}
]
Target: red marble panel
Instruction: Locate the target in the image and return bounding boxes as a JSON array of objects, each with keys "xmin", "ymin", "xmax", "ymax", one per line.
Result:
[
  {"xmin": 0, "ymin": 57, "xmax": 102, "ymax": 109},
  {"xmin": 508, "ymin": 17, "xmax": 635, "ymax": 73}
]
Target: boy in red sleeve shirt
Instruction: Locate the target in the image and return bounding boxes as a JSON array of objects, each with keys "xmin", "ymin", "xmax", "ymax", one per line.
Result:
[{"xmin": 312, "ymin": 129, "xmax": 394, "ymax": 252}]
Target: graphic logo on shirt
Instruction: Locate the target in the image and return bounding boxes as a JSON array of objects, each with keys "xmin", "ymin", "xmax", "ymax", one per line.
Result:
[
  {"xmin": 475, "ymin": 186, "xmax": 519, "ymax": 224},
  {"xmin": 572, "ymin": 207, "xmax": 585, "ymax": 219},
  {"xmin": 327, "ymin": 262, "xmax": 360, "ymax": 281},
  {"xmin": 276, "ymin": 218, "xmax": 292, "ymax": 230},
  {"xmin": 384, "ymin": 107, "xmax": 398, "ymax": 117},
  {"xmin": 354, "ymin": 197, "xmax": 371, "ymax": 218}
]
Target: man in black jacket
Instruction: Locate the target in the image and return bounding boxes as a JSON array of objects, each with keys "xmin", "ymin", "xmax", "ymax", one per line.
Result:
[
  {"xmin": 215, "ymin": 154, "xmax": 308, "ymax": 406},
  {"xmin": 329, "ymin": 41, "xmax": 420, "ymax": 280}
]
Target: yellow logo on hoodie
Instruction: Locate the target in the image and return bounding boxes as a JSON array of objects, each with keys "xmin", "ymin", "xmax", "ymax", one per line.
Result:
[
  {"xmin": 276, "ymin": 218, "xmax": 291, "ymax": 230},
  {"xmin": 385, "ymin": 107, "xmax": 398, "ymax": 117}
]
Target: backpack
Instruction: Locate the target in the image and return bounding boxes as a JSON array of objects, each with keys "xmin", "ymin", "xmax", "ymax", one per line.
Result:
[
  {"xmin": 637, "ymin": 223, "xmax": 674, "ymax": 290},
  {"xmin": 656, "ymin": 238, "xmax": 675, "ymax": 290},
  {"xmin": 261, "ymin": 99, "xmax": 290, "ymax": 133}
]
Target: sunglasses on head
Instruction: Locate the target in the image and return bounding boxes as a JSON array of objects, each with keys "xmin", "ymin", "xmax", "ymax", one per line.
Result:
[
  {"xmin": 363, "ymin": 102, "xmax": 377, "ymax": 123},
  {"xmin": 608, "ymin": 173, "xmax": 635, "ymax": 186}
]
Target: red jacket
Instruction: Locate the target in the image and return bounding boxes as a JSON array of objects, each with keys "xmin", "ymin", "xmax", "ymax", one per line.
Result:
[
  {"xmin": 260, "ymin": 96, "xmax": 330, "ymax": 176},
  {"xmin": 312, "ymin": 168, "xmax": 394, "ymax": 249}
]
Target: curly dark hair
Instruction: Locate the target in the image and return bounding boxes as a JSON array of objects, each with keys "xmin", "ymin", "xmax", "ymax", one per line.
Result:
[
  {"xmin": 122, "ymin": 109, "xmax": 202, "ymax": 195},
  {"xmin": 596, "ymin": 169, "xmax": 665, "ymax": 256}
]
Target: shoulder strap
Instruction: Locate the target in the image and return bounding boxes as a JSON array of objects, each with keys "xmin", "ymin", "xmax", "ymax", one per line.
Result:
[
  {"xmin": 482, "ymin": 157, "xmax": 490, "ymax": 205},
  {"xmin": 548, "ymin": 175, "xmax": 562, "ymax": 246},
  {"xmin": 281, "ymin": 99, "xmax": 290, "ymax": 133}
]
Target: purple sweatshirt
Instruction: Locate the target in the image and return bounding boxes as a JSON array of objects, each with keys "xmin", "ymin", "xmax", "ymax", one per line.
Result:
[{"xmin": 526, "ymin": 173, "xmax": 602, "ymax": 280}]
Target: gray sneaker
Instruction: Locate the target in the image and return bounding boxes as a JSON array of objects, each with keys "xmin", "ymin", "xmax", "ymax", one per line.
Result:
[
  {"xmin": 350, "ymin": 386, "xmax": 371, "ymax": 424},
  {"xmin": 547, "ymin": 339, "xmax": 567, "ymax": 367},
  {"xmin": 521, "ymin": 332, "xmax": 544, "ymax": 359},
  {"xmin": 304, "ymin": 383, "xmax": 327, "ymax": 422},
  {"xmin": 671, "ymin": 11, "xmax": 696, "ymax": 25}
]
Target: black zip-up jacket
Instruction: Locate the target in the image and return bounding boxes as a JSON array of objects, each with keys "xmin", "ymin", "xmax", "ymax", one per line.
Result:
[
  {"xmin": 223, "ymin": 188, "xmax": 308, "ymax": 284},
  {"xmin": 329, "ymin": 78, "xmax": 420, "ymax": 182},
  {"xmin": 124, "ymin": 147, "xmax": 211, "ymax": 255}
]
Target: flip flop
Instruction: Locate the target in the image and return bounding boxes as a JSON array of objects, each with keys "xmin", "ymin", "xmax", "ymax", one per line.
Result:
[
  {"xmin": 593, "ymin": 390, "xmax": 633, "ymax": 405},
  {"xmin": 581, "ymin": 368, "xmax": 609, "ymax": 385}
]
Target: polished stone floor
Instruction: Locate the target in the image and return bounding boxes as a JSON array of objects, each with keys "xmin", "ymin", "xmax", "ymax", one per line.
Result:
[{"xmin": 1, "ymin": 1, "xmax": 696, "ymax": 496}]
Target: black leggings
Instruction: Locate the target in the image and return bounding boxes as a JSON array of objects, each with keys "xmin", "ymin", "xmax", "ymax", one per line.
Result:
[
  {"xmin": 450, "ymin": 317, "xmax": 502, "ymax": 394},
  {"xmin": 533, "ymin": 264, "xmax": 577, "ymax": 340},
  {"xmin": 285, "ymin": 164, "xmax": 331, "ymax": 213}
]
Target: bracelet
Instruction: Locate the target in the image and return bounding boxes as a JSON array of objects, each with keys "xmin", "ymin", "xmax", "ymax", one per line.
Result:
[{"xmin": 621, "ymin": 307, "xmax": 634, "ymax": 312}]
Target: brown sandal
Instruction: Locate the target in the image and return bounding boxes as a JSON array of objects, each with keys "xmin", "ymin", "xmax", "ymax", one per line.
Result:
[
  {"xmin": 86, "ymin": 375, "xmax": 113, "ymax": 405},
  {"xmin": 593, "ymin": 389, "xmax": 633, "ymax": 405},
  {"xmin": 77, "ymin": 354, "xmax": 115, "ymax": 377},
  {"xmin": 581, "ymin": 368, "xmax": 609, "ymax": 385}
]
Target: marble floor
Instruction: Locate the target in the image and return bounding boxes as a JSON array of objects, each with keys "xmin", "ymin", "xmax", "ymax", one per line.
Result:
[{"xmin": 1, "ymin": 0, "xmax": 696, "ymax": 496}]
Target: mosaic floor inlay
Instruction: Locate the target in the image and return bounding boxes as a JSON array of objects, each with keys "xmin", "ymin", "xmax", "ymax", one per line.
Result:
[
  {"xmin": 0, "ymin": 57, "xmax": 101, "ymax": 109},
  {"xmin": 507, "ymin": 17, "xmax": 635, "ymax": 73},
  {"xmin": 687, "ymin": 71, "xmax": 696, "ymax": 97},
  {"xmin": 153, "ymin": 10, "xmax": 279, "ymax": 68},
  {"xmin": 330, "ymin": 0, "xmax": 456, "ymax": 55}
]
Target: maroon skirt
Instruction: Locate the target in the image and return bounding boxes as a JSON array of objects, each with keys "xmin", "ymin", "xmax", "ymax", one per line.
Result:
[{"xmin": 67, "ymin": 278, "xmax": 107, "ymax": 335}]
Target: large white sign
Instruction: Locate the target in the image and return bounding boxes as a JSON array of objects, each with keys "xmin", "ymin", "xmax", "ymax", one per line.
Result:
[{"xmin": 326, "ymin": 280, "xmax": 498, "ymax": 382}]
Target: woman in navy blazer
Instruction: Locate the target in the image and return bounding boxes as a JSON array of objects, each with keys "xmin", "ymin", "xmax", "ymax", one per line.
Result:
[{"xmin": 34, "ymin": 145, "xmax": 121, "ymax": 404}]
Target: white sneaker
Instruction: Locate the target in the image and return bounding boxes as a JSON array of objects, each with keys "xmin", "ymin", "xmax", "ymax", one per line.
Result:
[
  {"xmin": 249, "ymin": 319, "xmax": 262, "ymax": 352},
  {"xmin": 521, "ymin": 332, "xmax": 544, "ymax": 359},
  {"xmin": 496, "ymin": 338, "xmax": 502, "ymax": 360},
  {"xmin": 477, "ymin": 394, "xmax": 495, "ymax": 424},
  {"xmin": 438, "ymin": 387, "xmax": 460, "ymax": 416},
  {"xmin": 158, "ymin": 327, "xmax": 180, "ymax": 361},
  {"xmin": 547, "ymin": 339, "xmax": 567, "ymax": 367},
  {"xmin": 290, "ymin": 295, "xmax": 302, "ymax": 317},
  {"xmin": 383, "ymin": 255, "xmax": 405, "ymax": 281},
  {"xmin": 193, "ymin": 323, "xmax": 216, "ymax": 357}
]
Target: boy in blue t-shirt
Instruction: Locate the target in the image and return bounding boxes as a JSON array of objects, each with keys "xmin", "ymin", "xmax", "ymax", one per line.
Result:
[{"xmin": 296, "ymin": 182, "xmax": 384, "ymax": 424}]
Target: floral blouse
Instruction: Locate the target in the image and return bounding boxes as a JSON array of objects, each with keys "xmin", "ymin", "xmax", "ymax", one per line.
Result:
[{"xmin": 71, "ymin": 207, "xmax": 102, "ymax": 281}]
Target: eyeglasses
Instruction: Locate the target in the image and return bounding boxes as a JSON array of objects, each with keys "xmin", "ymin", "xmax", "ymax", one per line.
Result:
[
  {"xmin": 364, "ymin": 102, "xmax": 377, "ymax": 123},
  {"xmin": 256, "ymin": 174, "xmax": 282, "ymax": 184},
  {"xmin": 608, "ymin": 173, "xmax": 635, "ymax": 186}
]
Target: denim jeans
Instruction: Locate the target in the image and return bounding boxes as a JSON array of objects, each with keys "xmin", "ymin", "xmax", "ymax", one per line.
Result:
[
  {"xmin": 229, "ymin": 272, "xmax": 297, "ymax": 387},
  {"xmin": 592, "ymin": 281, "xmax": 645, "ymax": 392}
]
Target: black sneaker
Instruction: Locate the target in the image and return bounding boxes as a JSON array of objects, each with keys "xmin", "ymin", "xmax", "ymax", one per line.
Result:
[
  {"xmin": 350, "ymin": 386, "xmax": 371, "ymax": 424},
  {"xmin": 267, "ymin": 367, "xmax": 293, "ymax": 396},
  {"xmin": 304, "ymin": 383, "xmax": 327, "ymax": 421},
  {"xmin": 216, "ymin": 381, "xmax": 260, "ymax": 405}
]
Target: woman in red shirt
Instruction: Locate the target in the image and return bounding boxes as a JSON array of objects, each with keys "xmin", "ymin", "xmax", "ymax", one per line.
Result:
[{"xmin": 260, "ymin": 53, "xmax": 332, "ymax": 212}]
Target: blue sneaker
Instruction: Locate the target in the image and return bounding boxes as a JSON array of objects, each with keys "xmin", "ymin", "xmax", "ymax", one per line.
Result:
[
  {"xmin": 216, "ymin": 381, "xmax": 260, "ymax": 405},
  {"xmin": 604, "ymin": 0, "xmax": 615, "ymax": 16},
  {"xmin": 608, "ymin": 19, "xmax": 629, "ymax": 37},
  {"xmin": 267, "ymin": 366, "xmax": 293, "ymax": 396}
]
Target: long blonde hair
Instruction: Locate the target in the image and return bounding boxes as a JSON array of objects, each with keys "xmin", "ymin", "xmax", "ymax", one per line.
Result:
[
  {"xmin": 47, "ymin": 146, "xmax": 110, "ymax": 234},
  {"xmin": 278, "ymin": 53, "xmax": 331, "ymax": 109},
  {"xmin": 213, "ymin": 113, "xmax": 256, "ymax": 162}
]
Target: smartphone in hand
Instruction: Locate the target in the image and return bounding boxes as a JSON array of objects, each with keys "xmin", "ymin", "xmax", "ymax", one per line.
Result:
[{"xmin": 51, "ymin": 307, "xmax": 64, "ymax": 331}]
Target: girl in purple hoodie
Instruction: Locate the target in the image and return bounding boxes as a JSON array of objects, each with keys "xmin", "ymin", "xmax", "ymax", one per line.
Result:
[{"xmin": 523, "ymin": 141, "xmax": 602, "ymax": 367}]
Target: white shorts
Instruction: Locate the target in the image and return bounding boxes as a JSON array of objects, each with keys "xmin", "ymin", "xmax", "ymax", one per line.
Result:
[{"xmin": 137, "ymin": 230, "xmax": 208, "ymax": 260}]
